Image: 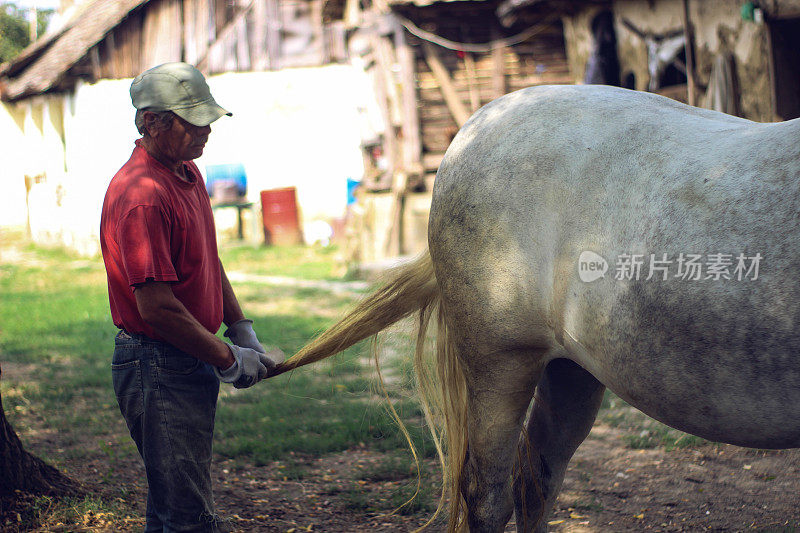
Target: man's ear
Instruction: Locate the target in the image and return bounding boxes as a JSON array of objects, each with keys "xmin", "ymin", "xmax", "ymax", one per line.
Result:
[
  {"xmin": 143, "ymin": 111, "xmax": 171, "ymax": 137},
  {"xmin": 142, "ymin": 111, "xmax": 158, "ymax": 137}
]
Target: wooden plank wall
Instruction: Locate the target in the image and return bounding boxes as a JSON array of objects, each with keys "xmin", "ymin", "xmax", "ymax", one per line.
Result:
[
  {"xmin": 358, "ymin": 5, "xmax": 571, "ymax": 192},
  {"xmin": 409, "ymin": 8, "xmax": 571, "ymax": 166},
  {"xmin": 90, "ymin": 0, "xmax": 346, "ymax": 80},
  {"xmin": 96, "ymin": 9, "xmax": 144, "ymax": 79},
  {"xmin": 142, "ymin": 0, "xmax": 184, "ymax": 68}
]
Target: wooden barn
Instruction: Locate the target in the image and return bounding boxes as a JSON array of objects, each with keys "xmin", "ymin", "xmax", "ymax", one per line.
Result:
[{"xmin": 336, "ymin": 0, "xmax": 591, "ymax": 261}]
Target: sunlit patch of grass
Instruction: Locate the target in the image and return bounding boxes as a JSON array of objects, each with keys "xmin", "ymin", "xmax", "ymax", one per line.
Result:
[
  {"xmin": 360, "ymin": 454, "xmax": 418, "ymax": 483},
  {"xmin": 599, "ymin": 391, "xmax": 713, "ymax": 450},
  {"xmin": 338, "ymin": 485, "xmax": 376, "ymax": 512},
  {"xmin": 573, "ymin": 496, "xmax": 604, "ymax": 511},
  {"xmin": 6, "ymin": 494, "xmax": 142, "ymax": 533},
  {"xmin": 333, "ymin": 454, "xmax": 439, "ymax": 516},
  {"xmin": 388, "ymin": 481, "xmax": 438, "ymax": 515},
  {"xmin": 218, "ymin": 242, "xmax": 347, "ymax": 280},
  {"xmin": 623, "ymin": 427, "xmax": 710, "ymax": 451},
  {"xmin": 274, "ymin": 459, "xmax": 310, "ymax": 481},
  {"xmin": 214, "ymin": 361, "xmax": 438, "ymax": 465}
]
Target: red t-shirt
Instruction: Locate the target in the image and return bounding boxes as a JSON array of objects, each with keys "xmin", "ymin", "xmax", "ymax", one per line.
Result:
[{"xmin": 100, "ymin": 140, "xmax": 223, "ymax": 340}]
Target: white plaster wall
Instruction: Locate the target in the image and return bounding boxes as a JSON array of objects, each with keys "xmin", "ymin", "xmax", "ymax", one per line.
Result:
[
  {"xmin": 10, "ymin": 64, "xmax": 371, "ymax": 254},
  {"xmin": 0, "ymin": 102, "xmax": 29, "ymax": 228},
  {"xmin": 1, "ymin": 95, "xmax": 72, "ymax": 243},
  {"xmin": 61, "ymin": 78, "xmax": 142, "ymax": 255},
  {"xmin": 26, "ymin": 96, "xmax": 70, "ymax": 249},
  {"xmin": 200, "ymin": 65, "xmax": 369, "ymax": 222}
]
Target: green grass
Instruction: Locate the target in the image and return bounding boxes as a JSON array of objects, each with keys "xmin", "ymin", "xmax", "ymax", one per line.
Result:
[
  {"xmin": 337, "ymin": 481, "xmax": 437, "ymax": 516},
  {"xmin": 599, "ymin": 390, "xmax": 713, "ymax": 450},
  {"xmin": 0, "ymin": 232, "xmax": 437, "ymax": 529},
  {"xmin": 218, "ymin": 242, "xmax": 347, "ymax": 280},
  {"xmin": 1, "ymin": 230, "xmax": 717, "ymax": 529},
  {"xmin": 359, "ymin": 454, "xmax": 418, "ymax": 482},
  {"xmin": 572, "ymin": 496, "xmax": 604, "ymax": 512},
  {"xmin": 5, "ymin": 494, "xmax": 143, "ymax": 532}
]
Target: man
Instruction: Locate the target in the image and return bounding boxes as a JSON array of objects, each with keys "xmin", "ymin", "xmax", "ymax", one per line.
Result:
[{"xmin": 100, "ymin": 62, "xmax": 284, "ymax": 532}]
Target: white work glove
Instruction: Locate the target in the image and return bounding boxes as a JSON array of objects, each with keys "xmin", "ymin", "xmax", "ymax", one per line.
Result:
[
  {"xmin": 215, "ymin": 344, "xmax": 272, "ymax": 389},
  {"xmin": 224, "ymin": 319, "xmax": 265, "ymax": 352},
  {"xmin": 224, "ymin": 319, "xmax": 286, "ymax": 375}
]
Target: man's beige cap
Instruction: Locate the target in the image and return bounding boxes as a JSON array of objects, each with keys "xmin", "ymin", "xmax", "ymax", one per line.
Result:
[{"xmin": 130, "ymin": 62, "xmax": 231, "ymax": 126}]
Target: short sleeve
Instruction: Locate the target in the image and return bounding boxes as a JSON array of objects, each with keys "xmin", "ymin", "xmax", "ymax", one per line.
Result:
[{"xmin": 116, "ymin": 205, "xmax": 179, "ymax": 287}]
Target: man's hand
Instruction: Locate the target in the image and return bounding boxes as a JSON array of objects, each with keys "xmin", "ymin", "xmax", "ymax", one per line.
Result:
[
  {"xmin": 215, "ymin": 344, "xmax": 270, "ymax": 389},
  {"xmin": 224, "ymin": 319, "xmax": 265, "ymax": 353},
  {"xmin": 224, "ymin": 319, "xmax": 286, "ymax": 377},
  {"xmin": 262, "ymin": 347, "xmax": 286, "ymax": 376}
]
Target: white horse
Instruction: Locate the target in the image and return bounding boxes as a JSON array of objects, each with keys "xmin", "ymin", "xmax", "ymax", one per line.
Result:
[{"xmin": 273, "ymin": 85, "xmax": 800, "ymax": 532}]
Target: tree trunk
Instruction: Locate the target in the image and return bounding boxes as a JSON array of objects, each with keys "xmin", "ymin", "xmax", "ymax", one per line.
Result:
[{"xmin": 0, "ymin": 363, "xmax": 81, "ymax": 498}]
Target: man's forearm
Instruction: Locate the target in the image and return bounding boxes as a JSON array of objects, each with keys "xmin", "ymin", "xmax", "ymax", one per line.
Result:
[
  {"xmin": 135, "ymin": 281, "xmax": 234, "ymax": 368},
  {"xmin": 220, "ymin": 260, "xmax": 245, "ymax": 327},
  {"xmin": 147, "ymin": 305, "xmax": 234, "ymax": 368}
]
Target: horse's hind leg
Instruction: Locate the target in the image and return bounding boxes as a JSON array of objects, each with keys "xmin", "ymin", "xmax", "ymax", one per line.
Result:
[
  {"xmin": 459, "ymin": 347, "xmax": 545, "ymax": 532},
  {"xmin": 513, "ymin": 358, "xmax": 605, "ymax": 533}
]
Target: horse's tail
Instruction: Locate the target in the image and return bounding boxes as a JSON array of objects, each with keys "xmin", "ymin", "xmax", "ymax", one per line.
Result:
[{"xmin": 272, "ymin": 250, "xmax": 470, "ymax": 532}]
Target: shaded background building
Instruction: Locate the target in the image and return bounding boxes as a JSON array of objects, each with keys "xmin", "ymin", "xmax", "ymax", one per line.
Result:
[{"xmin": 1, "ymin": 0, "xmax": 798, "ymax": 261}]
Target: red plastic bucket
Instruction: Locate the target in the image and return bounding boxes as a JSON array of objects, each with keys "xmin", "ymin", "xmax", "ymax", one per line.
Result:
[{"xmin": 260, "ymin": 187, "xmax": 303, "ymax": 245}]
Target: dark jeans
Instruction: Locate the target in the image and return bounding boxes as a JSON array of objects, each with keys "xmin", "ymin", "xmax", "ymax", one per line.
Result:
[{"xmin": 112, "ymin": 330, "xmax": 229, "ymax": 533}]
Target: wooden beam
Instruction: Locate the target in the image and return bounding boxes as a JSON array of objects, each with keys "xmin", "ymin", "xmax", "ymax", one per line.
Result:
[
  {"xmin": 89, "ymin": 46, "xmax": 101, "ymax": 81},
  {"xmin": 312, "ymin": 0, "xmax": 326, "ymax": 65},
  {"xmin": 235, "ymin": 16, "xmax": 250, "ymax": 70},
  {"xmin": 491, "ymin": 26, "xmax": 506, "ymax": 99},
  {"xmin": 423, "ymin": 152, "xmax": 444, "ymax": 172},
  {"xmin": 194, "ymin": 0, "xmax": 213, "ymax": 69},
  {"xmin": 393, "ymin": 17, "xmax": 422, "ymax": 176},
  {"xmin": 183, "ymin": 0, "xmax": 196, "ymax": 64},
  {"xmin": 367, "ymin": 29, "xmax": 398, "ymax": 191},
  {"xmin": 682, "ymin": 0, "xmax": 696, "ymax": 106},
  {"xmin": 214, "ymin": 0, "xmax": 227, "ymax": 34},
  {"xmin": 375, "ymin": 33, "xmax": 402, "ymax": 128},
  {"xmin": 344, "ymin": 0, "xmax": 361, "ymax": 27},
  {"xmin": 196, "ymin": 0, "xmax": 255, "ymax": 73},
  {"xmin": 464, "ymin": 51, "xmax": 481, "ymax": 112},
  {"xmin": 105, "ymin": 30, "xmax": 117, "ymax": 78},
  {"xmin": 251, "ymin": 0, "xmax": 268, "ymax": 70},
  {"xmin": 265, "ymin": 0, "xmax": 281, "ymax": 70},
  {"xmin": 422, "ymin": 41, "xmax": 470, "ymax": 127},
  {"xmin": 459, "ymin": 23, "xmax": 480, "ymax": 112},
  {"xmin": 143, "ymin": 0, "xmax": 182, "ymax": 67},
  {"xmin": 385, "ymin": 171, "xmax": 406, "ymax": 256},
  {"xmin": 765, "ymin": 19, "xmax": 779, "ymax": 121}
]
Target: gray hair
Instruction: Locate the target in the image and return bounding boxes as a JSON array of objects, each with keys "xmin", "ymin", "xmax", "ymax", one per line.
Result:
[{"xmin": 134, "ymin": 109, "xmax": 175, "ymax": 135}]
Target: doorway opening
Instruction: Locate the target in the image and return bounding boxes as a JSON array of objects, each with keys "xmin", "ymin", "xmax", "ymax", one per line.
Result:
[{"xmin": 769, "ymin": 16, "xmax": 800, "ymax": 120}]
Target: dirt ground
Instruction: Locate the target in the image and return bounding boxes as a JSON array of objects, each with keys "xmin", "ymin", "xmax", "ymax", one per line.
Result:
[{"xmin": 50, "ymin": 419, "xmax": 799, "ymax": 533}]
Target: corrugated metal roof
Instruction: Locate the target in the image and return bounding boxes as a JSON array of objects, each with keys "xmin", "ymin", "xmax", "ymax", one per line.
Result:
[{"xmin": 0, "ymin": 0, "xmax": 149, "ymax": 101}]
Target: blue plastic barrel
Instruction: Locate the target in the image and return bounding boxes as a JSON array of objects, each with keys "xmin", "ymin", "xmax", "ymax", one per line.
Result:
[
  {"xmin": 346, "ymin": 178, "xmax": 360, "ymax": 205},
  {"xmin": 206, "ymin": 164, "xmax": 247, "ymax": 197}
]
